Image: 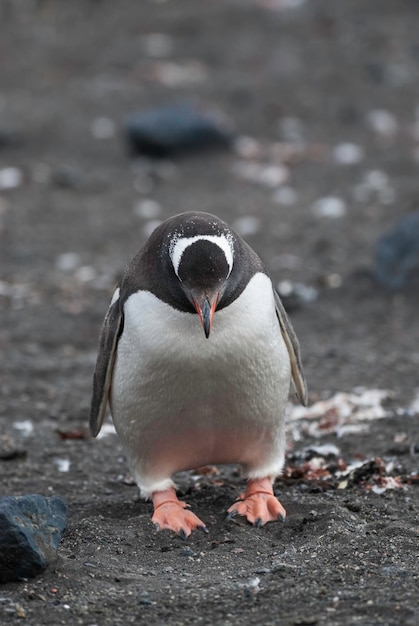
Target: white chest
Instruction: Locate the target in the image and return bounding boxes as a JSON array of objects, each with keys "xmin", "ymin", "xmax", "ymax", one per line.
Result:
[{"xmin": 110, "ymin": 273, "xmax": 291, "ymax": 474}]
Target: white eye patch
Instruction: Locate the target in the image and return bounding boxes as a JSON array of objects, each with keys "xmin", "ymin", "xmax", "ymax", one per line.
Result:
[{"xmin": 169, "ymin": 234, "xmax": 234, "ymax": 279}]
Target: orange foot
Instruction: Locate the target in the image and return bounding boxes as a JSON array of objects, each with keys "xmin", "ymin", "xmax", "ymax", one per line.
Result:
[
  {"xmin": 151, "ymin": 488, "xmax": 208, "ymax": 539},
  {"xmin": 226, "ymin": 477, "xmax": 286, "ymax": 527}
]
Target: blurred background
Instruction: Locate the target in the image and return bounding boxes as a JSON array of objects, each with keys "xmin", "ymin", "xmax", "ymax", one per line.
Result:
[
  {"xmin": 1, "ymin": 3, "xmax": 419, "ymax": 621},
  {"xmin": 1, "ymin": 0, "xmax": 419, "ymax": 415}
]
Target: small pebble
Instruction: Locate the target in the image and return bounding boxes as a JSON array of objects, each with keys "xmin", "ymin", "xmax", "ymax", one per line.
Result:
[
  {"xmin": 353, "ymin": 169, "xmax": 395, "ymax": 204},
  {"xmin": 234, "ymin": 136, "xmax": 262, "ymax": 159},
  {"xmin": 0, "ymin": 435, "xmax": 27, "ymax": 461},
  {"xmin": 322, "ymin": 273, "xmax": 343, "ymax": 289},
  {"xmin": 344, "ymin": 501, "xmax": 361, "ymax": 513},
  {"xmin": 271, "ymin": 560, "xmax": 297, "ymax": 572},
  {"xmin": 0, "ymin": 167, "xmax": 23, "ymax": 190},
  {"xmin": 242, "ymin": 576, "xmax": 260, "ymax": 596},
  {"xmin": 133, "ymin": 199, "xmax": 162, "ymax": 219},
  {"xmin": 91, "ymin": 117, "xmax": 116, "ymax": 140},
  {"xmin": 408, "ymin": 389, "xmax": 419, "ymax": 415},
  {"xmin": 141, "ymin": 33, "xmax": 173, "ymax": 58},
  {"xmin": 0, "ymin": 125, "xmax": 21, "ymax": 148},
  {"xmin": 364, "ymin": 170, "xmax": 389, "ymax": 190},
  {"xmin": 374, "ymin": 211, "xmax": 419, "ymax": 288},
  {"xmin": 366, "ymin": 109, "xmax": 398, "ymax": 136},
  {"xmin": 311, "ymin": 196, "xmax": 346, "ymax": 219},
  {"xmin": 52, "ymin": 164, "xmax": 84, "ymax": 189},
  {"xmin": 56, "ymin": 252, "xmax": 80, "ymax": 272},
  {"xmin": 15, "ymin": 604, "xmax": 27, "ymax": 618},
  {"xmin": 54, "ymin": 458, "xmax": 71, "ymax": 473},
  {"xmin": 333, "ymin": 143, "xmax": 364, "ymax": 165},
  {"xmin": 277, "ymin": 280, "xmax": 318, "ymax": 309},
  {"xmin": 279, "ymin": 117, "xmax": 304, "ymax": 142},
  {"xmin": 232, "ymin": 216, "xmax": 261, "ymax": 237},
  {"xmin": 13, "ymin": 420, "xmax": 34, "ymax": 436},
  {"xmin": 153, "ymin": 61, "xmax": 208, "ymax": 87},
  {"xmin": 233, "ymin": 161, "xmax": 289, "ymax": 188},
  {"xmin": 138, "ymin": 591, "xmax": 152, "ymax": 605},
  {"xmin": 307, "ymin": 444, "xmax": 340, "ymax": 457},
  {"xmin": 284, "ymin": 281, "xmax": 317, "ymax": 302},
  {"xmin": 75, "ymin": 266, "xmax": 96, "ymax": 283},
  {"xmin": 181, "ymin": 547, "xmax": 196, "ymax": 557},
  {"xmin": 272, "ymin": 186, "xmax": 298, "ymax": 206}
]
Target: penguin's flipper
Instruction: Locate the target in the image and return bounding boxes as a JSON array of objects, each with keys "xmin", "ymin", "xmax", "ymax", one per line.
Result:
[
  {"xmin": 274, "ymin": 290, "xmax": 308, "ymax": 406},
  {"xmin": 89, "ymin": 292, "xmax": 124, "ymax": 437}
]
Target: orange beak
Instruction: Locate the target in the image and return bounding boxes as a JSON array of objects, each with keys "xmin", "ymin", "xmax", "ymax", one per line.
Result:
[{"xmin": 192, "ymin": 292, "xmax": 220, "ymax": 338}]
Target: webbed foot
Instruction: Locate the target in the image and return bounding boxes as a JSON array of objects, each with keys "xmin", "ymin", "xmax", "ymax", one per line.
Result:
[
  {"xmin": 152, "ymin": 488, "xmax": 207, "ymax": 538},
  {"xmin": 226, "ymin": 478, "xmax": 286, "ymax": 527}
]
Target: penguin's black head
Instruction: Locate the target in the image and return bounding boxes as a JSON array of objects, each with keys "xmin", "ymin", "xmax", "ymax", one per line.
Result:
[
  {"xmin": 169, "ymin": 229, "xmax": 234, "ymax": 338},
  {"xmin": 131, "ymin": 211, "xmax": 263, "ymax": 337}
]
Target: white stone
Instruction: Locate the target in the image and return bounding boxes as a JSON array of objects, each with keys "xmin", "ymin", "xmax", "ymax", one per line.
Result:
[
  {"xmin": 367, "ymin": 109, "xmax": 398, "ymax": 136},
  {"xmin": 56, "ymin": 252, "xmax": 80, "ymax": 271},
  {"xmin": 154, "ymin": 61, "xmax": 207, "ymax": 86},
  {"xmin": 75, "ymin": 266, "xmax": 97, "ymax": 283},
  {"xmin": 55, "ymin": 458, "xmax": 71, "ymax": 472},
  {"xmin": 232, "ymin": 215, "xmax": 261, "ymax": 236},
  {"xmin": 133, "ymin": 199, "xmax": 162, "ymax": 219},
  {"xmin": 333, "ymin": 143, "xmax": 364, "ymax": 165},
  {"xmin": 234, "ymin": 136, "xmax": 262, "ymax": 159},
  {"xmin": 311, "ymin": 196, "xmax": 346, "ymax": 218},
  {"xmin": 91, "ymin": 117, "xmax": 116, "ymax": 140},
  {"xmin": 233, "ymin": 161, "xmax": 288, "ymax": 188},
  {"xmin": 13, "ymin": 420, "xmax": 34, "ymax": 436},
  {"xmin": 0, "ymin": 167, "xmax": 23, "ymax": 189},
  {"xmin": 272, "ymin": 186, "xmax": 298, "ymax": 205},
  {"xmin": 279, "ymin": 116, "xmax": 304, "ymax": 142},
  {"xmin": 364, "ymin": 170, "xmax": 389, "ymax": 190}
]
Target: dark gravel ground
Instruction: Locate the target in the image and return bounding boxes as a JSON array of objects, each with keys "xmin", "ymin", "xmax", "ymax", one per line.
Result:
[{"xmin": 0, "ymin": 1, "xmax": 418, "ymax": 624}]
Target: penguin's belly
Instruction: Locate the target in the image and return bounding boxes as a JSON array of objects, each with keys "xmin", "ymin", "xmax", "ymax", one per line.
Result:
[
  {"xmin": 110, "ymin": 274, "xmax": 291, "ymax": 489},
  {"xmin": 113, "ymin": 385, "xmax": 278, "ymax": 476}
]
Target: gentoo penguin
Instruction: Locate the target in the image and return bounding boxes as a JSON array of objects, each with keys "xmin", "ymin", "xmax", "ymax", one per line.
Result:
[{"xmin": 90, "ymin": 211, "xmax": 307, "ymax": 537}]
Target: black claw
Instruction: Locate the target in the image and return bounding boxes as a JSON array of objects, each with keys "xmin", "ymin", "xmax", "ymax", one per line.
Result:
[
  {"xmin": 278, "ymin": 514, "xmax": 286, "ymax": 523},
  {"xmin": 255, "ymin": 518, "xmax": 263, "ymax": 528},
  {"xmin": 179, "ymin": 529, "xmax": 188, "ymax": 541},
  {"xmin": 197, "ymin": 525, "xmax": 209, "ymax": 534},
  {"xmin": 225, "ymin": 510, "xmax": 237, "ymax": 520}
]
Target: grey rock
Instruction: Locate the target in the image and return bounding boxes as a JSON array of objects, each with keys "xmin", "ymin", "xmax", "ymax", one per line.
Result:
[
  {"xmin": 0, "ymin": 435, "xmax": 27, "ymax": 461},
  {"xmin": 124, "ymin": 104, "xmax": 233, "ymax": 158},
  {"xmin": 52, "ymin": 164, "xmax": 85, "ymax": 189},
  {"xmin": 0, "ymin": 126, "xmax": 21, "ymax": 149},
  {"xmin": 374, "ymin": 212, "xmax": 419, "ymax": 289},
  {"xmin": 0, "ymin": 495, "xmax": 67, "ymax": 583}
]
